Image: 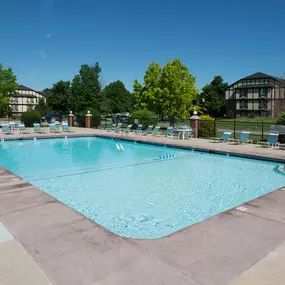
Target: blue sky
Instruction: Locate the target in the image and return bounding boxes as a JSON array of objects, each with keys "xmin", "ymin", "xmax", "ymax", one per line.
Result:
[{"xmin": 1, "ymin": 0, "xmax": 285, "ymax": 91}]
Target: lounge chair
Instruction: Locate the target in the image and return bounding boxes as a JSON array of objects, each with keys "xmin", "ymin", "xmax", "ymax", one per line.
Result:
[
  {"xmin": 210, "ymin": 131, "xmax": 232, "ymax": 143},
  {"xmin": 229, "ymin": 131, "xmax": 252, "ymax": 145},
  {"xmin": 114, "ymin": 123, "xmax": 123, "ymax": 132},
  {"xmin": 134, "ymin": 124, "xmax": 143, "ymax": 134},
  {"xmin": 123, "ymin": 124, "xmax": 133, "ymax": 133},
  {"xmin": 142, "ymin": 125, "xmax": 153, "ymax": 135},
  {"xmin": 151, "ymin": 126, "xmax": 161, "ymax": 136},
  {"xmin": 276, "ymin": 142, "xmax": 285, "ymax": 149},
  {"xmin": 49, "ymin": 124, "xmax": 61, "ymax": 133},
  {"xmin": 105, "ymin": 124, "xmax": 116, "ymax": 132},
  {"xmin": 18, "ymin": 124, "xmax": 29, "ymax": 134},
  {"xmin": 33, "ymin": 123, "xmax": 45, "ymax": 133},
  {"xmin": 62, "ymin": 123, "xmax": 74, "ymax": 132},
  {"xmin": 1, "ymin": 124, "xmax": 13, "ymax": 134},
  {"xmin": 160, "ymin": 127, "xmax": 174, "ymax": 138},
  {"xmin": 257, "ymin": 133, "xmax": 279, "ymax": 147}
]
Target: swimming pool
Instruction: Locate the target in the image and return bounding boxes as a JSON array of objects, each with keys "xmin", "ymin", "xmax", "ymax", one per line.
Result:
[{"xmin": 0, "ymin": 137, "xmax": 284, "ymax": 239}]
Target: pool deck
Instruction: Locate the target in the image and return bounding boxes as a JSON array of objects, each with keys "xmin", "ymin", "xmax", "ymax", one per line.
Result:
[{"xmin": 1, "ymin": 127, "xmax": 285, "ymax": 284}]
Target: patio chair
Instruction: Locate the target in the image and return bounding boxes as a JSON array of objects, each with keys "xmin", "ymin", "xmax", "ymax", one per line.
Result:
[
  {"xmin": 49, "ymin": 124, "xmax": 62, "ymax": 133},
  {"xmin": 257, "ymin": 133, "xmax": 279, "ymax": 147},
  {"xmin": 18, "ymin": 124, "xmax": 29, "ymax": 134},
  {"xmin": 210, "ymin": 131, "xmax": 232, "ymax": 143},
  {"xmin": 142, "ymin": 125, "xmax": 153, "ymax": 135},
  {"xmin": 105, "ymin": 124, "xmax": 116, "ymax": 132},
  {"xmin": 1, "ymin": 124, "xmax": 14, "ymax": 135},
  {"xmin": 160, "ymin": 127, "xmax": 174, "ymax": 138},
  {"xmin": 151, "ymin": 126, "xmax": 161, "ymax": 136},
  {"xmin": 33, "ymin": 123, "xmax": 45, "ymax": 133},
  {"xmin": 122, "ymin": 124, "xmax": 132, "ymax": 132},
  {"xmin": 114, "ymin": 123, "xmax": 123, "ymax": 132},
  {"xmin": 134, "ymin": 124, "xmax": 143, "ymax": 134},
  {"xmin": 228, "ymin": 131, "xmax": 252, "ymax": 145},
  {"xmin": 62, "ymin": 122, "xmax": 74, "ymax": 132}
]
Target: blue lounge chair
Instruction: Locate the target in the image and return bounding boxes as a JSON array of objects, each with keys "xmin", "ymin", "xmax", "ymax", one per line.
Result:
[
  {"xmin": 49, "ymin": 124, "xmax": 61, "ymax": 133},
  {"xmin": 33, "ymin": 123, "xmax": 45, "ymax": 133},
  {"xmin": 258, "ymin": 133, "xmax": 279, "ymax": 147},
  {"xmin": 105, "ymin": 123, "xmax": 116, "ymax": 132},
  {"xmin": 210, "ymin": 131, "xmax": 232, "ymax": 143},
  {"xmin": 123, "ymin": 124, "xmax": 133, "ymax": 133},
  {"xmin": 114, "ymin": 123, "xmax": 123, "ymax": 132},
  {"xmin": 229, "ymin": 131, "xmax": 252, "ymax": 145},
  {"xmin": 142, "ymin": 125, "xmax": 153, "ymax": 135},
  {"xmin": 151, "ymin": 126, "xmax": 161, "ymax": 136},
  {"xmin": 1, "ymin": 124, "xmax": 13, "ymax": 134},
  {"xmin": 160, "ymin": 127, "xmax": 174, "ymax": 138},
  {"xmin": 134, "ymin": 124, "xmax": 143, "ymax": 134},
  {"xmin": 62, "ymin": 123, "xmax": 73, "ymax": 132},
  {"xmin": 18, "ymin": 124, "xmax": 29, "ymax": 134}
]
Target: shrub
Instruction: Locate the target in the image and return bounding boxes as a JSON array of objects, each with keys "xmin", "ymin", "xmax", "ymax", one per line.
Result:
[
  {"xmin": 21, "ymin": 110, "xmax": 41, "ymax": 127},
  {"xmin": 276, "ymin": 112, "xmax": 285, "ymax": 125},
  {"xmin": 198, "ymin": 115, "xmax": 216, "ymax": 138},
  {"xmin": 248, "ymin": 113, "xmax": 255, "ymax": 119},
  {"xmin": 129, "ymin": 109, "xmax": 157, "ymax": 128}
]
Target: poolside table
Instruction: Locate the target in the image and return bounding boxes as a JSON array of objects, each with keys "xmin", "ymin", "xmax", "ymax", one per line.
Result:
[{"xmin": 174, "ymin": 128, "xmax": 193, "ymax": 140}]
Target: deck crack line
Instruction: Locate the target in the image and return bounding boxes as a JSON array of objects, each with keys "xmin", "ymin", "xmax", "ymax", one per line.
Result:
[
  {"xmin": 123, "ymin": 239, "xmax": 205, "ymax": 285},
  {"xmin": 233, "ymin": 208, "xmax": 285, "ymax": 225},
  {"xmin": 0, "ymin": 200, "xmax": 56, "ymax": 217}
]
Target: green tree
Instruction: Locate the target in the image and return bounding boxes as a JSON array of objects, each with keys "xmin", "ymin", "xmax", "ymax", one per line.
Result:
[
  {"xmin": 0, "ymin": 64, "xmax": 18, "ymax": 97},
  {"xmin": 70, "ymin": 63, "xmax": 102, "ymax": 112},
  {"xmin": 0, "ymin": 64, "xmax": 18, "ymax": 116},
  {"xmin": 133, "ymin": 59, "xmax": 198, "ymax": 120},
  {"xmin": 134, "ymin": 62, "xmax": 163, "ymax": 115},
  {"xmin": 200, "ymin": 76, "xmax": 228, "ymax": 118},
  {"xmin": 35, "ymin": 97, "xmax": 49, "ymax": 116},
  {"xmin": 101, "ymin": 80, "xmax": 133, "ymax": 114},
  {"xmin": 45, "ymin": 81, "xmax": 71, "ymax": 113},
  {"xmin": 0, "ymin": 92, "xmax": 11, "ymax": 117}
]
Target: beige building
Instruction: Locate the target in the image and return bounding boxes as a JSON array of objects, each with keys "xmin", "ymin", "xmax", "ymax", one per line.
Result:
[
  {"xmin": 11, "ymin": 85, "xmax": 45, "ymax": 115},
  {"xmin": 225, "ymin": 72, "xmax": 285, "ymax": 118}
]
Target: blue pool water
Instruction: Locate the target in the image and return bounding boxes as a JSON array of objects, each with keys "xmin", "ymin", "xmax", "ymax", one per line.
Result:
[{"xmin": 0, "ymin": 137, "xmax": 284, "ymax": 239}]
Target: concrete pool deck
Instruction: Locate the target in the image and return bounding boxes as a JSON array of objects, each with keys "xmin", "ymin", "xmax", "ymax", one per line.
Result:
[{"xmin": 1, "ymin": 127, "xmax": 285, "ymax": 284}]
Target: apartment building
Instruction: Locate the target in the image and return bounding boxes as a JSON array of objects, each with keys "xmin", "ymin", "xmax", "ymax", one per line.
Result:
[
  {"xmin": 225, "ymin": 72, "xmax": 285, "ymax": 118},
  {"xmin": 11, "ymin": 85, "xmax": 45, "ymax": 115}
]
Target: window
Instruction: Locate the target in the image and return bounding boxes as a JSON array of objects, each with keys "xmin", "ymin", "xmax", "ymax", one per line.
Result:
[
  {"xmin": 259, "ymin": 88, "xmax": 267, "ymax": 97},
  {"xmin": 259, "ymin": 100, "xmax": 267, "ymax": 109},
  {"xmin": 240, "ymin": 100, "xmax": 248, "ymax": 109},
  {"xmin": 240, "ymin": 89, "xmax": 248, "ymax": 98}
]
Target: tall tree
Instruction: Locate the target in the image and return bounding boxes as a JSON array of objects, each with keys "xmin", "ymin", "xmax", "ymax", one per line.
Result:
[
  {"xmin": 45, "ymin": 81, "xmax": 71, "ymax": 113},
  {"xmin": 133, "ymin": 59, "xmax": 198, "ymax": 119},
  {"xmin": 134, "ymin": 62, "xmax": 163, "ymax": 115},
  {"xmin": 0, "ymin": 64, "xmax": 18, "ymax": 116},
  {"xmin": 71, "ymin": 62, "xmax": 102, "ymax": 112},
  {"xmin": 200, "ymin": 76, "xmax": 228, "ymax": 118},
  {"xmin": 101, "ymin": 80, "xmax": 133, "ymax": 114},
  {"xmin": 34, "ymin": 97, "xmax": 49, "ymax": 116}
]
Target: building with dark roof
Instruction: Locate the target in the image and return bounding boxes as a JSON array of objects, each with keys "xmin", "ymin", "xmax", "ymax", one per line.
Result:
[
  {"xmin": 11, "ymin": 85, "xmax": 45, "ymax": 115},
  {"xmin": 225, "ymin": 72, "xmax": 285, "ymax": 118}
]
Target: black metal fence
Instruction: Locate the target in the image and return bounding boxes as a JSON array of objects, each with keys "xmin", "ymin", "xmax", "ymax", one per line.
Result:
[{"xmin": 214, "ymin": 120, "xmax": 284, "ymax": 143}]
